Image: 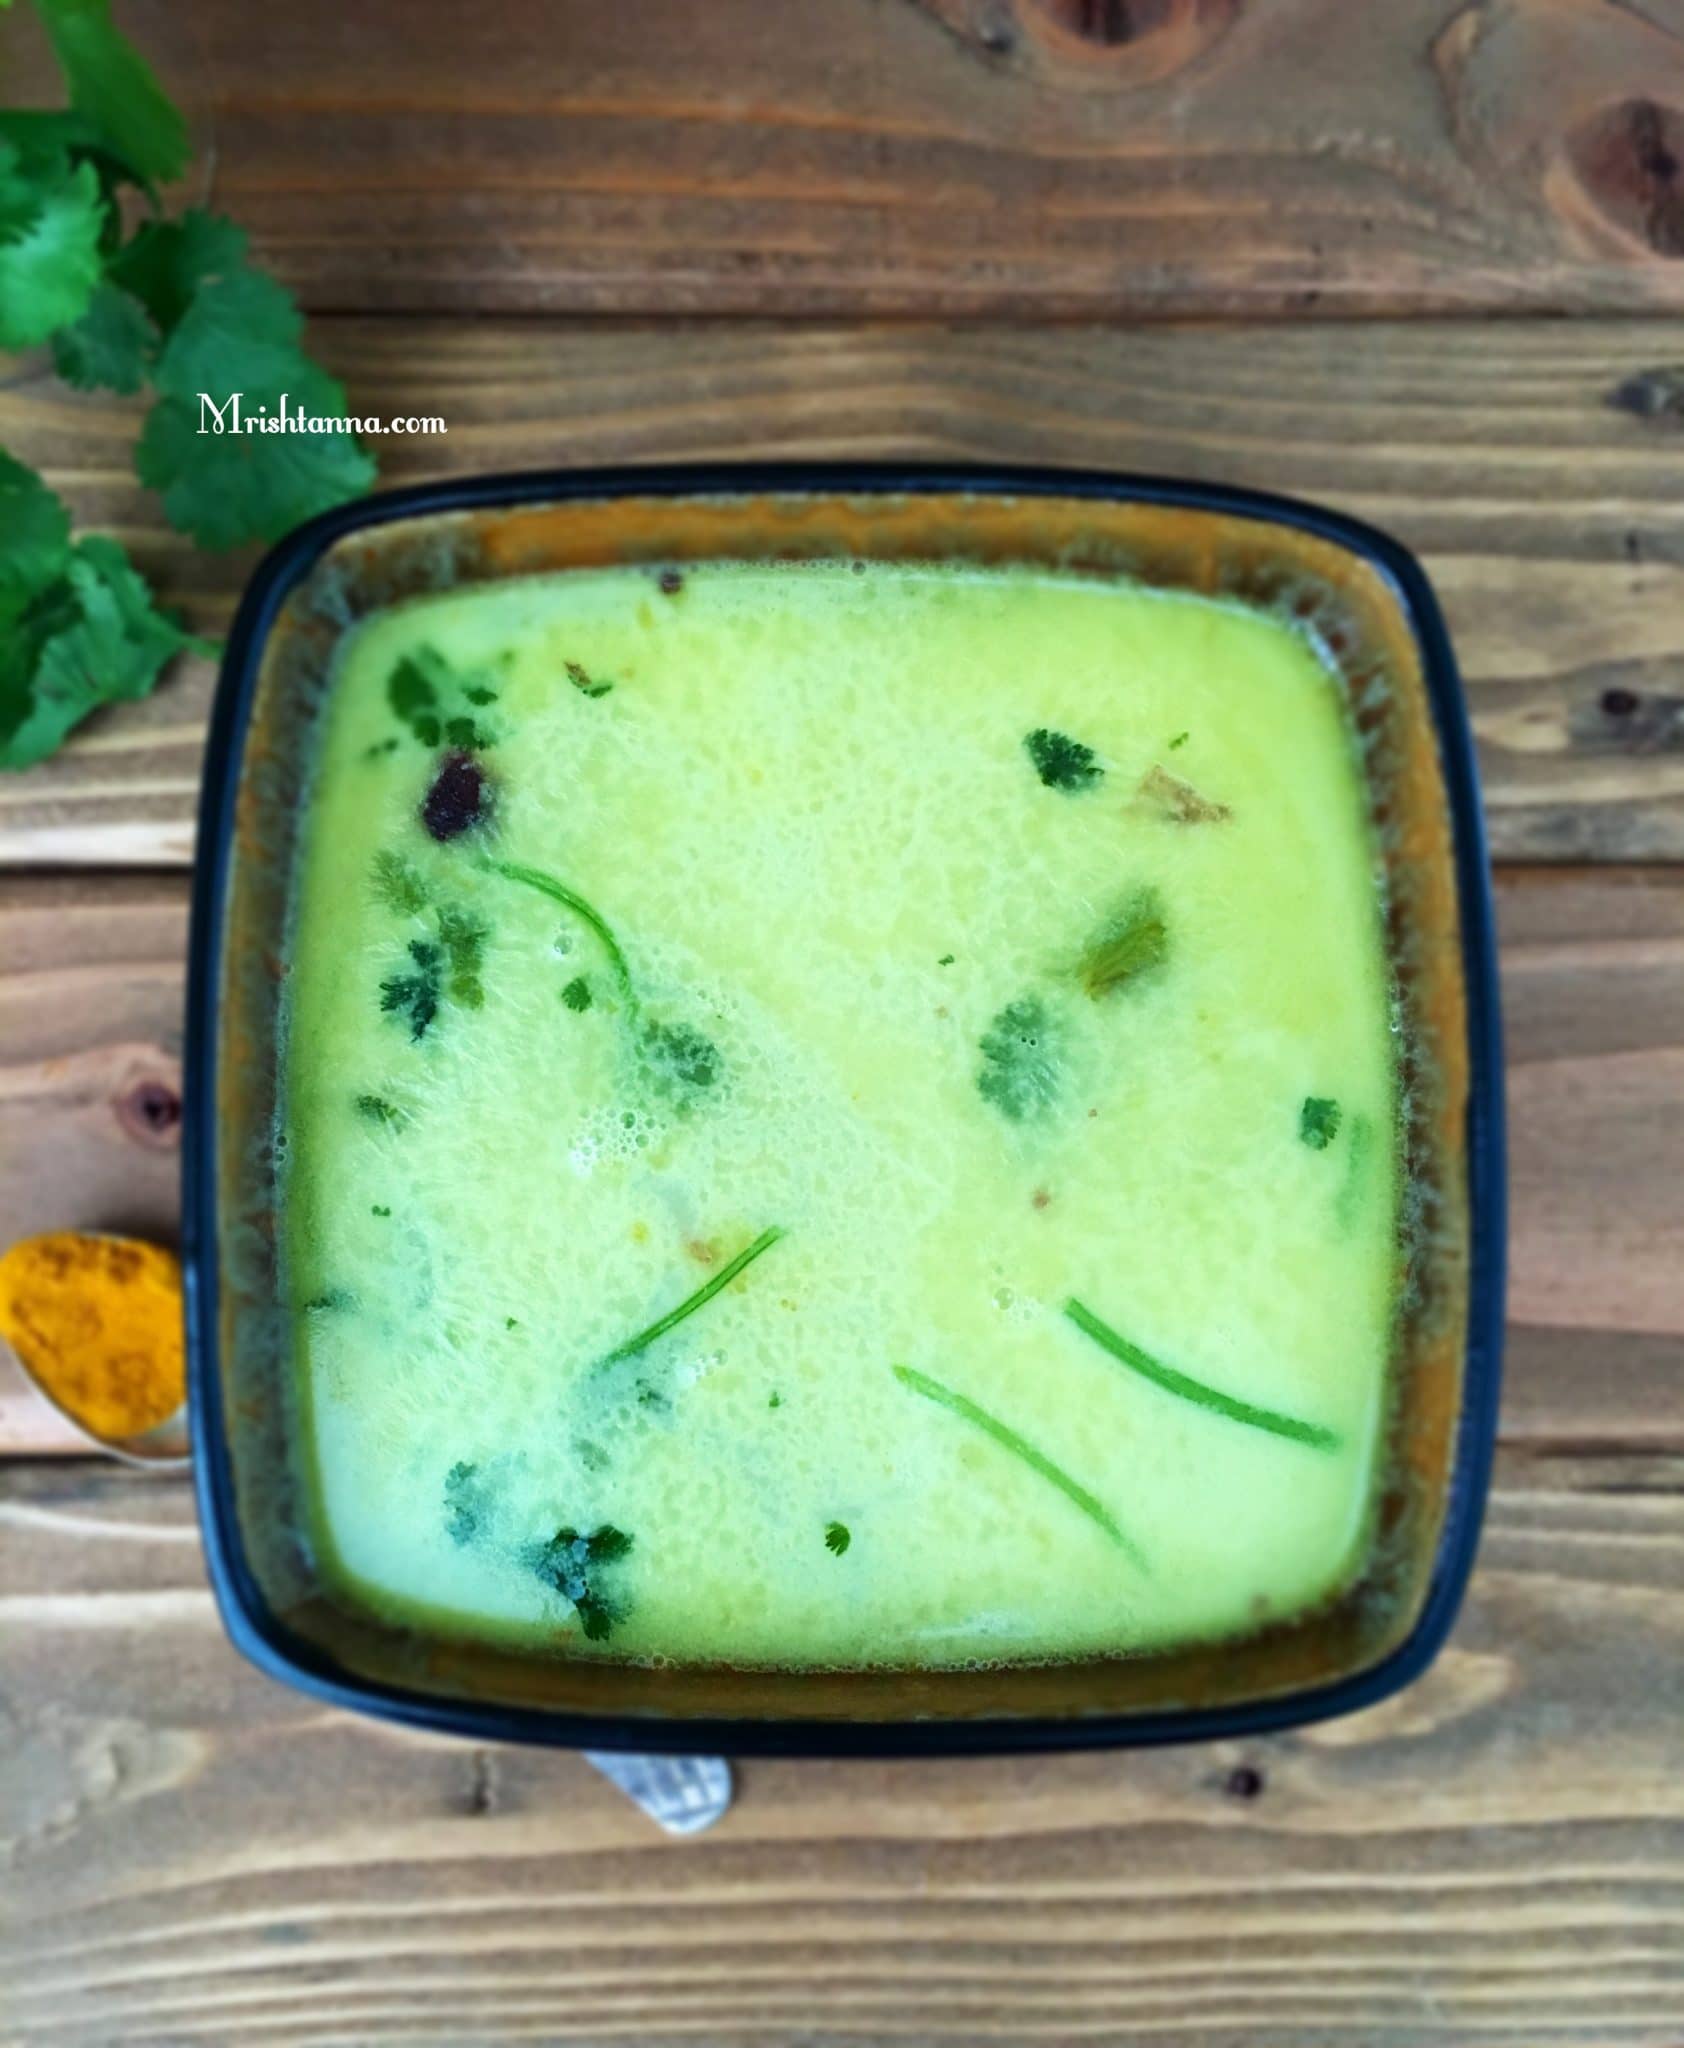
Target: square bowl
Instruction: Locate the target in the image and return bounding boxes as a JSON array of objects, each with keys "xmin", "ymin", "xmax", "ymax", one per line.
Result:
[{"xmin": 185, "ymin": 463, "xmax": 1505, "ymax": 1756}]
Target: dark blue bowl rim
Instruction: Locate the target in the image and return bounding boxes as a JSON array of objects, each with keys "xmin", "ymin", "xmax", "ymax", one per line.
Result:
[{"xmin": 183, "ymin": 461, "xmax": 1506, "ymax": 1759}]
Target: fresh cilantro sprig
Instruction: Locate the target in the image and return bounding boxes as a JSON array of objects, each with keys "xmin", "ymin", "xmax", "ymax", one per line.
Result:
[
  {"xmin": 0, "ymin": 0, "xmax": 375, "ymax": 769},
  {"xmin": 0, "ymin": 452, "xmax": 212, "ymax": 767}
]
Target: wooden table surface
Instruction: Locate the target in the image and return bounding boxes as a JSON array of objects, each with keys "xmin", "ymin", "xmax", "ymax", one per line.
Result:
[{"xmin": 1, "ymin": 4, "xmax": 1681, "ymax": 2043}]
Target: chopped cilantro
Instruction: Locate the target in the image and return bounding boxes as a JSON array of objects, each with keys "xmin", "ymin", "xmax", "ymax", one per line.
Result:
[
  {"xmin": 388, "ymin": 654, "xmax": 442, "ymax": 747},
  {"xmin": 1025, "ymin": 727, "xmax": 1102, "ymax": 792},
  {"xmin": 436, "ymin": 903, "xmax": 487, "ymax": 1009},
  {"xmin": 561, "ymin": 974, "xmax": 593, "ymax": 1013},
  {"xmin": 370, "ymin": 1204, "xmax": 390, "ymax": 1217},
  {"xmin": 938, "ymin": 953, "xmax": 955, "ymax": 966},
  {"xmin": 1063, "ymin": 1297, "xmax": 1339, "ymax": 1451},
  {"xmin": 640, "ymin": 1017, "xmax": 720, "ymax": 1098},
  {"xmin": 977, "ymin": 995, "xmax": 1062, "ymax": 1122},
  {"xmin": 824, "ymin": 1520, "xmax": 851, "ymax": 1556},
  {"xmin": 386, "ymin": 647, "xmax": 495, "ymax": 751},
  {"xmin": 379, "ymin": 939, "xmax": 442, "ymax": 1041},
  {"xmin": 371, "ymin": 849, "xmax": 428, "ymax": 916},
  {"xmin": 1077, "ymin": 887, "xmax": 1168, "ymax": 1000},
  {"xmin": 566, "ymin": 660, "xmax": 614, "ymax": 699},
  {"xmin": 768, "ymin": 1392, "xmax": 782, "ymax": 1410},
  {"xmin": 505, "ymin": 1316, "xmax": 519, "ymax": 1330},
  {"xmin": 443, "ymin": 1460, "xmax": 490, "ymax": 1547},
  {"xmin": 1168, "ymin": 731, "xmax": 1189, "ymax": 750},
  {"xmin": 491, "ymin": 859, "xmax": 721, "ymax": 1100},
  {"xmin": 530, "ymin": 1524, "xmax": 634, "ymax": 1641},
  {"xmin": 1300, "ymin": 1096, "xmax": 1342, "ymax": 1150}
]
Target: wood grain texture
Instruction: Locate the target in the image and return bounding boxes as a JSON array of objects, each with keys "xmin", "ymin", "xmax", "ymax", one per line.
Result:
[
  {"xmin": 0, "ymin": 867, "xmax": 1679, "ymax": 1458},
  {"xmin": 6, "ymin": 0, "xmax": 1684, "ymax": 317},
  {"xmin": 4, "ymin": 317, "xmax": 1684, "ymax": 865},
  {"xmin": 0, "ymin": 1445, "xmax": 1680, "ymax": 2047}
]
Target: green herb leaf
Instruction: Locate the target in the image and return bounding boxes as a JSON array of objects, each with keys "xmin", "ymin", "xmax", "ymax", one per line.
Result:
[
  {"xmin": 353, "ymin": 1092, "xmax": 404, "ymax": 1127},
  {"xmin": 1299, "ymin": 1096, "xmax": 1342, "ymax": 1150},
  {"xmin": 443, "ymin": 1460, "xmax": 489, "ymax": 1547},
  {"xmin": 0, "ymin": 534, "xmax": 202, "ymax": 769},
  {"xmin": 30, "ymin": 0, "xmax": 191, "ymax": 187},
  {"xmin": 0, "ymin": 449, "xmax": 72, "ymax": 597},
  {"xmin": 561, "ymin": 974, "xmax": 593, "ymax": 1013},
  {"xmin": 892, "ymin": 1362, "xmax": 1144, "ymax": 1565},
  {"xmin": 976, "ymin": 995, "xmax": 1062, "ymax": 1122},
  {"xmin": 48, "ymin": 276, "xmax": 152, "ymax": 391},
  {"xmin": 530, "ymin": 1523, "xmax": 635, "ymax": 1640},
  {"xmin": 370, "ymin": 849, "xmax": 428, "ymax": 916},
  {"xmin": 566, "ymin": 659, "xmax": 614, "ymax": 699},
  {"xmin": 1168, "ymin": 730, "xmax": 1189, "ymax": 750},
  {"xmin": 436, "ymin": 903, "xmax": 487, "ymax": 1009},
  {"xmin": 598, "ymin": 1225, "xmax": 785, "ymax": 1371},
  {"xmin": 136, "ymin": 267, "xmax": 375, "ymax": 548},
  {"xmin": 107, "ymin": 209, "xmax": 247, "ymax": 335},
  {"xmin": 823, "ymin": 1520, "xmax": 851, "ymax": 1556},
  {"xmin": 1025, "ymin": 727, "xmax": 1102, "ymax": 792},
  {"xmin": 379, "ymin": 938, "xmax": 442, "ymax": 1042},
  {"xmin": 1062, "ymin": 1297, "xmax": 1339, "ymax": 1450},
  {"xmin": 640, "ymin": 1017, "xmax": 720, "ymax": 1098},
  {"xmin": 0, "ymin": 142, "xmax": 103, "ymax": 348},
  {"xmin": 387, "ymin": 653, "xmax": 441, "ymax": 746},
  {"xmin": 1076, "ymin": 887, "xmax": 1168, "ymax": 1000}
]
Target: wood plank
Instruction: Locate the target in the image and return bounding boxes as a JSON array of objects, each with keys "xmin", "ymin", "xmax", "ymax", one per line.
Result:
[
  {"xmin": 3, "ymin": 318, "xmax": 1684, "ymax": 865},
  {"xmin": 0, "ymin": 1445, "xmax": 1680, "ymax": 2047},
  {"xmin": 6, "ymin": 0, "xmax": 1684, "ymax": 318},
  {"xmin": 1, "ymin": 866, "xmax": 1680, "ymax": 1457}
]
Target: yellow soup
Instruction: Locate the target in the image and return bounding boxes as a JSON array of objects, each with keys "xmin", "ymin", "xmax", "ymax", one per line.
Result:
[{"xmin": 282, "ymin": 562, "xmax": 1400, "ymax": 1670}]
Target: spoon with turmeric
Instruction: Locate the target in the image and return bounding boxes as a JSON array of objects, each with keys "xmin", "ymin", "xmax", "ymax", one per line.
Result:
[{"xmin": 0, "ymin": 1231, "xmax": 189, "ymax": 1465}]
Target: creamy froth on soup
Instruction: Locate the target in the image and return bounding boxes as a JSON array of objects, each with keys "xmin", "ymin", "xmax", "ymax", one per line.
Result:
[{"xmin": 281, "ymin": 561, "xmax": 1399, "ymax": 1670}]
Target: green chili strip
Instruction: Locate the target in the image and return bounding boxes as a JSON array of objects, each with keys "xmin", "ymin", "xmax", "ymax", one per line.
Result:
[
  {"xmin": 891, "ymin": 1363, "xmax": 1145, "ymax": 1568},
  {"xmin": 1063, "ymin": 1298, "xmax": 1338, "ymax": 1451},
  {"xmin": 599, "ymin": 1227, "xmax": 785, "ymax": 1370},
  {"xmin": 488, "ymin": 859, "xmax": 636, "ymax": 1008}
]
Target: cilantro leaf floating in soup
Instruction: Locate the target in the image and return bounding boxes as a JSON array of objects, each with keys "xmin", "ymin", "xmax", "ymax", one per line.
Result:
[{"xmin": 282, "ymin": 563, "xmax": 1400, "ymax": 1670}]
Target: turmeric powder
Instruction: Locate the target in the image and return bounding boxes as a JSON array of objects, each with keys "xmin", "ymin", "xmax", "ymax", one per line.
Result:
[{"xmin": 0, "ymin": 1231, "xmax": 185, "ymax": 1441}]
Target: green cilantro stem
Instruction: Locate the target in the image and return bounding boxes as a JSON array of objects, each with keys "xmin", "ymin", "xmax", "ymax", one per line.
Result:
[
  {"xmin": 599, "ymin": 1226, "xmax": 784, "ymax": 1370},
  {"xmin": 488, "ymin": 859, "xmax": 636, "ymax": 1008},
  {"xmin": 890, "ymin": 1363, "xmax": 1145, "ymax": 1568},
  {"xmin": 1062, "ymin": 1298, "xmax": 1338, "ymax": 1450}
]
